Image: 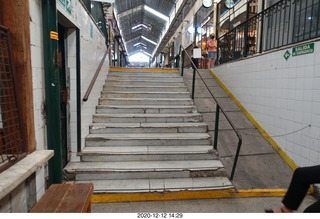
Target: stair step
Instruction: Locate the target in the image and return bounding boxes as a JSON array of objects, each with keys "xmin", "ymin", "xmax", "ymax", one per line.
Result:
[
  {"xmin": 64, "ymin": 160, "xmax": 226, "ymax": 180},
  {"xmin": 85, "ymin": 133, "xmax": 211, "ymax": 146},
  {"xmin": 89, "ymin": 123, "xmax": 208, "ymax": 134},
  {"xmin": 101, "ymin": 91, "xmax": 190, "ymax": 98},
  {"xmin": 106, "ymin": 80, "xmax": 185, "ymax": 86},
  {"xmin": 96, "ymin": 105, "xmax": 197, "ymax": 114},
  {"xmin": 74, "ymin": 177, "xmax": 234, "ymax": 193},
  {"xmin": 92, "ymin": 113, "xmax": 203, "ymax": 123},
  {"xmin": 103, "ymin": 85, "xmax": 188, "ymax": 92},
  {"xmin": 107, "ymin": 75, "xmax": 182, "ymax": 81},
  {"xmin": 80, "ymin": 146, "xmax": 217, "ymax": 162},
  {"xmin": 108, "ymin": 71, "xmax": 180, "ymax": 77},
  {"xmin": 99, "ymin": 98, "xmax": 193, "ymax": 106}
]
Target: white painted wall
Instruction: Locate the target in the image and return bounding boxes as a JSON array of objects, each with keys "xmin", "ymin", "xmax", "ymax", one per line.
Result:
[{"xmin": 213, "ymin": 41, "xmax": 320, "ymax": 167}]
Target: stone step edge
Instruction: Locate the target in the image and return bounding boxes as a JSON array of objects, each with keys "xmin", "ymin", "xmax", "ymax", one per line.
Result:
[
  {"xmin": 68, "ymin": 177, "xmax": 234, "ymax": 194},
  {"xmin": 80, "ymin": 147, "xmax": 216, "ymax": 155},
  {"xmin": 89, "ymin": 122, "xmax": 208, "ymax": 127}
]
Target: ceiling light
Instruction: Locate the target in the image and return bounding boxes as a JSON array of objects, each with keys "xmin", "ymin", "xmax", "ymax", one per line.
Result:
[
  {"xmin": 225, "ymin": 0, "xmax": 235, "ymax": 8},
  {"xmin": 202, "ymin": 0, "xmax": 212, "ymax": 8},
  {"xmin": 144, "ymin": 5, "xmax": 169, "ymax": 22},
  {"xmin": 134, "ymin": 42, "xmax": 147, "ymax": 47},
  {"xmin": 187, "ymin": 26, "xmax": 195, "ymax": 34},
  {"xmin": 142, "ymin": 36, "xmax": 157, "ymax": 45},
  {"xmin": 197, "ymin": 27, "xmax": 204, "ymax": 34}
]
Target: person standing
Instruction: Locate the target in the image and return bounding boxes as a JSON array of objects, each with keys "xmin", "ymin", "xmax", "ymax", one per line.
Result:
[{"xmin": 207, "ymin": 34, "xmax": 217, "ymax": 69}]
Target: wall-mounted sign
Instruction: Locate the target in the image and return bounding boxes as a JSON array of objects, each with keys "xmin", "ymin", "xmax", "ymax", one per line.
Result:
[
  {"xmin": 284, "ymin": 50, "xmax": 290, "ymax": 61},
  {"xmin": 57, "ymin": 0, "xmax": 72, "ymax": 15},
  {"xmin": 292, "ymin": 43, "xmax": 314, "ymax": 57}
]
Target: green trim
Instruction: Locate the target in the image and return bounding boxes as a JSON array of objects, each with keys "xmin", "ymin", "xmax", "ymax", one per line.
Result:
[
  {"xmin": 76, "ymin": 29, "xmax": 81, "ymax": 153},
  {"xmin": 209, "ymin": 69, "xmax": 299, "ymax": 171},
  {"xmin": 42, "ymin": 0, "xmax": 62, "ymax": 184}
]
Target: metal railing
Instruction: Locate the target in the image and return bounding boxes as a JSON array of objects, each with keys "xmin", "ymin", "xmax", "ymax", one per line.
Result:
[
  {"xmin": 0, "ymin": 25, "xmax": 27, "ymax": 173},
  {"xmin": 180, "ymin": 46, "xmax": 242, "ymax": 180},
  {"xmin": 218, "ymin": 0, "xmax": 320, "ymax": 64},
  {"xmin": 83, "ymin": 49, "xmax": 108, "ymax": 102}
]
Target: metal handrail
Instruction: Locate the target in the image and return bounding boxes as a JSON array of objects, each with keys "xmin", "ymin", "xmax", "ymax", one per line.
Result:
[
  {"xmin": 180, "ymin": 46, "xmax": 242, "ymax": 180},
  {"xmin": 83, "ymin": 49, "xmax": 108, "ymax": 102}
]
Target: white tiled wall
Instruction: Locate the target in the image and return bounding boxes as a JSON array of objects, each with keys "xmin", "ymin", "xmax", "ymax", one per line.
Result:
[{"xmin": 213, "ymin": 41, "xmax": 320, "ymax": 167}]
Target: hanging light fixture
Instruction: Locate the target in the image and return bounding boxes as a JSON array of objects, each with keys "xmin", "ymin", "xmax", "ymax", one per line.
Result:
[
  {"xmin": 225, "ymin": 0, "xmax": 235, "ymax": 8},
  {"xmin": 202, "ymin": 0, "xmax": 212, "ymax": 8}
]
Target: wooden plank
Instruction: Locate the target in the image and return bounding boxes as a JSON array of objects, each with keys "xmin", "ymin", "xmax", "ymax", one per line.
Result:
[
  {"xmin": 0, "ymin": 0, "xmax": 36, "ymax": 153},
  {"xmin": 30, "ymin": 184, "xmax": 71, "ymax": 213},
  {"xmin": 56, "ymin": 183, "xmax": 93, "ymax": 213}
]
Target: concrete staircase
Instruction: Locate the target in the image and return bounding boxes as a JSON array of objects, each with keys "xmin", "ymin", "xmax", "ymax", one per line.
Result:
[{"xmin": 64, "ymin": 68, "xmax": 233, "ymax": 195}]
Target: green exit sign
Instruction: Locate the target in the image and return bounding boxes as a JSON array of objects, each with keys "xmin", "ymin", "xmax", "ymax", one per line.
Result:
[{"xmin": 292, "ymin": 43, "xmax": 314, "ymax": 57}]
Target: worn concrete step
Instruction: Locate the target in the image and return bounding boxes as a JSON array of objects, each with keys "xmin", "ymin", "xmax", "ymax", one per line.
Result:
[
  {"xmin": 95, "ymin": 105, "xmax": 197, "ymax": 114},
  {"xmin": 108, "ymin": 71, "xmax": 180, "ymax": 77},
  {"xmin": 106, "ymin": 80, "xmax": 185, "ymax": 86},
  {"xmin": 89, "ymin": 123, "xmax": 208, "ymax": 134},
  {"xmin": 64, "ymin": 160, "xmax": 226, "ymax": 180},
  {"xmin": 92, "ymin": 113, "xmax": 203, "ymax": 123},
  {"xmin": 85, "ymin": 133, "xmax": 211, "ymax": 146},
  {"xmin": 107, "ymin": 75, "xmax": 183, "ymax": 82},
  {"xmin": 101, "ymin": 91, "xmax": 190, "ymax": 98},
  {"xmin": 103, "ymin": 85, "xmax": 188, "ymax": 92},
  {"xmin": 99, "ymin": 98, "xmax": 193, "ymax": 106},
  {"xmin": 80, "ymin": 146, "xmax": 217, "ymax": 162},
  {"xmin": 74, "ymin": 177, "xmax": 234, "ymax": 193}
]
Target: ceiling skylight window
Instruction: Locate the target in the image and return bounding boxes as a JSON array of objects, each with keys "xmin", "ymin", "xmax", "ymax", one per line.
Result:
[
  {"xmin": 134, "ymin": 42, "xmax": 147, "ymax": 47},
  {"xmin": 132, "ymin": 23, "xmax": 151, "ymax": 31},
  {"xmin": 144, "ymin": 5, "xmax": 169, "ymax": 22},
  {"xmin": 129, "ymin": 52, "xmax": 150, "ymax": 62},
  {"xmin": 141, "ymin": 36, "xmax": 157, "ymax": 45}
]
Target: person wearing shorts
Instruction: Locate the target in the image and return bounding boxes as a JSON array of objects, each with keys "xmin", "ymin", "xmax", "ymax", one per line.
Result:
[{"xmin": 207, "ymin": 34, "xmax": 217, "ymax": 68}]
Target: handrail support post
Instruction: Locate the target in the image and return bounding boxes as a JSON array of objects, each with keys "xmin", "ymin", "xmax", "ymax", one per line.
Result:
[{"xmin": 213, "ymin": 105, "xmax": 220, "ymax": 150}]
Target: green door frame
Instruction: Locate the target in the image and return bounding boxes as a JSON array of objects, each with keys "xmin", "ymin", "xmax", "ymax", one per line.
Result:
[{"xmin": 42, "ymin": 0, "xmax": 62, "ymax": 184}]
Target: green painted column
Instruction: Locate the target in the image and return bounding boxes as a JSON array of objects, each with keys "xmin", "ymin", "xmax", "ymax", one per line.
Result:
[{"xmin": 42, "ymin": 0, "xmax": 62, "ymax": 184}]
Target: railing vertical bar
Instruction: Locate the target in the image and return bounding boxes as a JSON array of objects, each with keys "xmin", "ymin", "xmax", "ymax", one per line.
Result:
[
  {"xmin": 282, "ymin": 0, "xmax": 287, "ymax": 46},
  {"xmin": 191, "ymin": 67, "xmax": 196, "ymax": 99},
  {"xmin": 303, "ymin": 0, "xmax": 308, "ymax": 41},
  {"xmin": 317, "ymin": 0, "xmax": 320, "ymax": 36},
  {"xmin": 278, "ymin": 3, "xmax": 282, "ymax": 47},
  {"xmin": 181, "ymin": 50, "xmax": 185, "ymax": 76},
  {"xmin": 308, "ymin": 0, "xmax": 315, "ymax": 39},
  {"xmin": 288, "ymin": 0, "xmax": 293, "ymax": 44},
  {"xmin": 213, "ymin": 105, "xmax": 220, "ymax": 150},
  {"xmin": 274, "ymin": 4, "xmax": 278, "ymax": 48},
  {"xmin": 269, "ymin": 7, "xmax": 273, "ymax": 50},
  {"xmin": 230, "ymin": 134, "xmax": 242, "ymax": 181}
]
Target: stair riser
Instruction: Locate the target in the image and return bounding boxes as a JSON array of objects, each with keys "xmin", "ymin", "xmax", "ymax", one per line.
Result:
[
  {"xmin": 92, "ymin": 116, "xmax": 203, "ymax": 123},
  {"xmin": 96, "ymin": 107, "xmax": 197, "ymax": 114},
  {"xmin": 81, "ymin": 154, "xmax": 217, "ymax": 162},
  {"xmin": 99, "ymin": 99, "xmax": 193, "ymax": 106},
  {"xmin": 85, "ymin": 139, "xmax": 211, "ymax": 147},
  {"xmin": 101, "ymin": 93, "xmax": 190, "ymax": 98},
  {"xmin": 89, "ymin": 126, "xmax": 208, "ymax": 134},
  {"xmin": 103, "ymin": 86, "xmax": 188, "ymax": 92},
  {"xmin": 75, "ymin": 168, "xmax": 226, "ymax": 181}
]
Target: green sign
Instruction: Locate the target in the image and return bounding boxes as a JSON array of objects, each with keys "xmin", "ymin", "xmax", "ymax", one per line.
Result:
[
  {"xmin": 58, "ymin": 0, "xmax": 66, "ymax": 7},
  {"xmin": 292, "ymin": 43, "xmax": 314, "ymax": 57},
  {"xmin": 284, "ymin": 50, "xmax": 290, "ymax": 61},
  {"xmin": 57, "ymin": 0, "xmax": 71, "ymax": 15}
]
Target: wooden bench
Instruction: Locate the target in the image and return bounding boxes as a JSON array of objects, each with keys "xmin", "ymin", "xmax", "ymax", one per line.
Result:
[{"xmin": 30, "ymin": 183, "xmax": 93, "ymax": 213}]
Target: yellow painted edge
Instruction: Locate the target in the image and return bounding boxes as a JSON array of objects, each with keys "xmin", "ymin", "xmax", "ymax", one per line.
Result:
[
  {"xmin": 91, "ymin": 189, "xmax": 293, "ymax": 203},
  {"xmin": 110, "ymin": 67, "xmax": 179, "ymax": 72},
  {"xmin": 208, "ymin": 69, "xmax": 299, "ymax": 171}
]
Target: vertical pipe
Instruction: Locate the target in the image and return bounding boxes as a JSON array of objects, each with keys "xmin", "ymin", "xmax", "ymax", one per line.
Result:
[
  {"xmin": 41, "ymin": 0, "xmax": 62, "ymax": 184},
  {"xmin": 76, "ymin": 29, "xmax": 81, "ymax": 153},
  {"xmin": 213, "ymin": 105, "xmax": 220, "ymax": 150},
  {"xmin": 191, "ymin": 67, "xmax": 196, "ymax": 99}
]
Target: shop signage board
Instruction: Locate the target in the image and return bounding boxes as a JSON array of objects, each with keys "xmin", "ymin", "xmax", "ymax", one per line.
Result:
[
  {"xmin": 57, "ymin": 0, "xmax": 72, "ymax": 15},
  {"xmin": 292, "ymin": 43, "xmax": 314, "ymax": 57}
]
